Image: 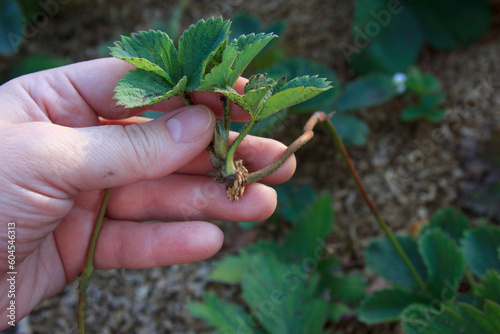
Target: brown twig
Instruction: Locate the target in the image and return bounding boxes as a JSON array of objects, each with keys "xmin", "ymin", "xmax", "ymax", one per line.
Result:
[{"xmin": 246, "ymin": 112, "xmax": 330, "ymax": 184}]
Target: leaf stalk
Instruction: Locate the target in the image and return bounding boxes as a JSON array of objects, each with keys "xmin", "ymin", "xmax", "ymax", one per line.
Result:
[
  {"xmin": 78, "ymin": 188, "xmax": 113, "ymax": 334},
  {"xmin": 320, "ymin": 113, "xmax": 431, "ymax": 297},
  {"xmin": 225, "ymin": 119, "xmax": 257, "ymax": 175}
]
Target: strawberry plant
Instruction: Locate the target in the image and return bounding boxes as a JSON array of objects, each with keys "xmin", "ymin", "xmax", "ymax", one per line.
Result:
[
  {"xmin": 189, "ymin": 193, "xmax": 367, "ymax": 333},
  {"xmin": 360, "ymin": 207, "xmax": 500, "ymax": 333},
  {"xmin": 109, "ymin": 17, "xmax": 331, "ymax": 201},
  {"xmin": 347, "ymin": 0, "xmax": 492, "ymax": 74},
  {"xmin": 76, "ymin": 17, "xmax": 332, "ymax": 333}
]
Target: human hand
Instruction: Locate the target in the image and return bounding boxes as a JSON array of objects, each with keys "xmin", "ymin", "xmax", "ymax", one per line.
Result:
[{"xmin": 0, "ymin": 58, "xmax": 295, "ymax": 328}]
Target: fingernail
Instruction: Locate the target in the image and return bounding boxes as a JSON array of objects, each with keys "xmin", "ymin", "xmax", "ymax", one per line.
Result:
[{"xmin": 166, "ymin": 106, "xmax": 213, "ymax": 143}]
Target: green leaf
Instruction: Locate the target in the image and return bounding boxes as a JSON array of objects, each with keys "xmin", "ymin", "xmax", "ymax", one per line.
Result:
[
  {"xmin": 484, "ymin": 301, "xmax": 500, "ymax": 329},
  {"xmin": 281, "ymin": 194, "xmax": 334, "ymax": 260},
  {"xmin": 188, "ymin": 292, "xmax": 263, "ymax": 334},
  {"xmin": 408, "ymin": 0, "xmax": 492, "ymax": 50},
  {"xmin": 113, "ymin": 69, "xmax": 186, "ymax": 108},
  {"xmin": 258, "ymin": 75, "xmax": 332, "ymax": 120},
  {"xmin": 242, "ymin": 253, "xmax": 329, "ymax": 334},
  {"xmin": 401, "ymin": 106, "xmax": 427, "ymax": 122},
  {"xmin": 461, "ymin": 225, "xmax": 500, "ymax": 277},
  {"xmin": 365, "ymin": 235, "xmax": 427, "ymax": 288},
  {"xmin": 336, "ymin": 74, "xmax": 398, "ymax": 112},
  {"xmin": 350, "ymin": 0, "xmax": 423, "ymax": 73},
  {"xmin": 245, "ymin": 73, "xmax": 277, "ymax": 93},
  {"xmin": 406, "ymin": 66, "xmax": 441, "ymax": 95},
  {"xmin": 209, "ymin": 239, "xmax": 283, "ymax": 284},
  {"xmin": 329, "ymin": 273, "xmax": 367, "ymax": 303},
  {"xmin": 403, "ymin": 302, "xmax": 500, "ymax": 334},
  {"xmin": 330, "ymin": 303, "xmax": 352, "ymax": 322},
  {"xmin": 418, "ymin": 229, "xmax": 466, "ymax": 299},
  {"xmin": 274, "ymin": 182, "xmax": 317, "ymax": 223},
  {"xmin": 331, "ymin": 114, "xmax": 369, "ymax": 147},
  {"xmin": 110, "ymin": 30, "xmax": 181, "ymax": 86},
  {"xmin": 459, "ymin": 302, "xmax": 500, "ymax": 334},
  {"xmin": 264, "ymin": 57, "xmax": 340, "ymax": 113},
  {"xmin": 474, "ymin": 270, "xmax": 500, "ymax": 308},
  {"xmin": 424, "ymin": 109, "xmax": 446, "ymax": 123},
  {"xmin": 0, "ymin": 0, "xmax": 23, "ymax": 55},
  {"xmin": 198, "ymin": 55, "xmax": 234, "ymax": 90},
  {"xmin": 424, "ymin": 207, "xmax": 470, "ymax": 244},
  {"xmin": 420, "ymin": 93, "xmax": 446, "ymax": 111},
  {"xmin": 178, "ymin": 17, "xmax": 231, "ymax": 90},
  {"xmin": 402, "ymin": 304, "xmax": 465, "ymax": 334},
  {"xmin": 359, "ymin": 288, "xmax": 430, "ymax": 324},
  {"xmin": 209, "ymin": 253, "xmax": 249, "ymax": 284},
  {"xmin": 227, "ymin": 32, "xmax": 277, "ymax": 86},
  {"xmin": 216, "ymin": 83, "xmax": 273, "ymax": 120}
]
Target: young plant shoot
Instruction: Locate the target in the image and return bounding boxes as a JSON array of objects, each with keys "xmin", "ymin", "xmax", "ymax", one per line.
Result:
[
  {"xmin": 77, "ymin": 17, "xmax": 331, "ymax": 334},
  {"xmin": 109, "ymin": 17, "xmax": 332, "ymax": 201}
]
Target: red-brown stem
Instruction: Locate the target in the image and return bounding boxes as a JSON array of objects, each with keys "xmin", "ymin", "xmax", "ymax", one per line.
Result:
[
  {"xmin": 246, "ymin": 112, "xmax": 326, "ymax": 184},
  {"xmin": 320, "ymin": 113, "xmax": 430, "ymax": 296}
]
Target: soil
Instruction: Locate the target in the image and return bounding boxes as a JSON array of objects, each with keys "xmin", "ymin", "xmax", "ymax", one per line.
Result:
[{"xmin": 1, "ymin": 0, "xmax": 500, "ymax": 333}]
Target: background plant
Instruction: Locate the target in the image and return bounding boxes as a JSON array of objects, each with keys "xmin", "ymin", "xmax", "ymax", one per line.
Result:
[
  {"xmin": 348, "ymin": 0, "xmax": 492, "ymax": 74},
  {"xmin": 227, "ymin": 11, "xmax": 453, "ymax": 147},
  {"xmin": 189, "ymin": 192, "xmax": 367, "ymax": 333},
  {"xmin": 360, "ymin": 207, "xmax": 500, "ymax": 333}
]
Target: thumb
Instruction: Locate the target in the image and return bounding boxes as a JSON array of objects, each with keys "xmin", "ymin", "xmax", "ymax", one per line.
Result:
[{"xmin": 5, "ymin": 105, "xmax": 215, "ymax": 194}]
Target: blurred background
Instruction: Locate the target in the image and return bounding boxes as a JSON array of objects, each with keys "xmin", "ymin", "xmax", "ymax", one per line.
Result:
[{"xmin": 1, "ymin": 0, "xmax": 500, "ymax": 333}]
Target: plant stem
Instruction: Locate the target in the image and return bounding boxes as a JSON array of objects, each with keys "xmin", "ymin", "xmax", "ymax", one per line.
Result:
[
  {"xmin": 320, "ymin": 112, "xmax": 431, "ymax": 297},
  {"xmin": 225, "ymin": 119, "xmax": 257, "ymax": 175},
  {"xmin": 78, "ymin": 188, "xmax": 113, "ymax": 334},
  {"xmin": 181, "ymin": 91, "xmax": 193, "ymax": 105},
  {"xmin": 222, "ymin": 95, "xmax": 231, "ymax": 140},
  {"xmin": 246, "ymin": 114, "xmax": 320, "ymax": 184}
]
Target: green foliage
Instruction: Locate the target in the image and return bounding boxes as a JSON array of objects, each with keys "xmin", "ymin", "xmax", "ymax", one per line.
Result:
[
  {"xmin": 111, "ymin": 18, "xmax": 331, "ymax": 186},
  {"xmin": 178, "ymin": 18, "xmax": 231, "ymax": 90},
  {"xmin": 0, "ymin": 0, "xmax": 23, "ymax": 55},
  {"xmin": 365, "ymin": 235, "xmax": 427, "ymax": 288},
  {"xmin": 328, "ymin": 273, "xmax": 367, "ymax": 304},
  {"xmin": 242, "ymin": 253, "xmax": 329, "ymax": 334},
  {"xmin": 474, "ymin": 270, "xmax": 500, "ymax": 307},
  {"xmin": 336, "ymin": 73, "xmax": 398, "ymax": 112},
  {"xmin": 330, "ymin": 114, "xmax": 369, "ymax": 147},
  {"xmin": 361, "ymin": 207, "xmax": 500, "ymax": 330},
  {"xmin": 401, "ymin": 67, "xmax": 446, "ymax": 123},
  {"xmin": 110, "ymin": 17, "xmax": 329, "ymax": 113},
  {"xmin": 359, "ymin": 288, "xmax": 430, "ymax": 324},
  {"xmin": 275, "ymin": 183, "xmax": 316, "ymax": 223},
  {"xmin": 217, "ymin": 73, "xmax": 330, "ymax": 121},
  {"xmin": 349, "ymin": 0, "xmax": 492, "ymax": 74},
  {"xmin": 409, "ymin": 0, "xmax": 492, "ymax": 50},
  {"xmin": 423, "ymin": 206, "xmax": 469, "ymax": 244},
  {"xmin": 229, "ymin": 12, "xmax": 286, "ymax": 72},
  {"xmin": 188, "ymin": 293, "xmax": 264, "ymax": 334},
  {"xmin": 349, "ymin": 0, "xmax": 423, "ymax": 74},
  {"xmin": 461, "ymin": 225, "xmax": 500, "ymax": 277},
  {"xmin": 418, "ymin": 230, "xmax": 465, "ymax": 298},
  {"xmin": 402, "ymin": 301, "xmax": 500, "ymax": 334},
  {"xmin": 190, "ymin": 194, "xmax": 366, "ymax": 333},
  {"xmin": 264, "ymin": 57, "xmax": 340, "ymax": 113}
]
